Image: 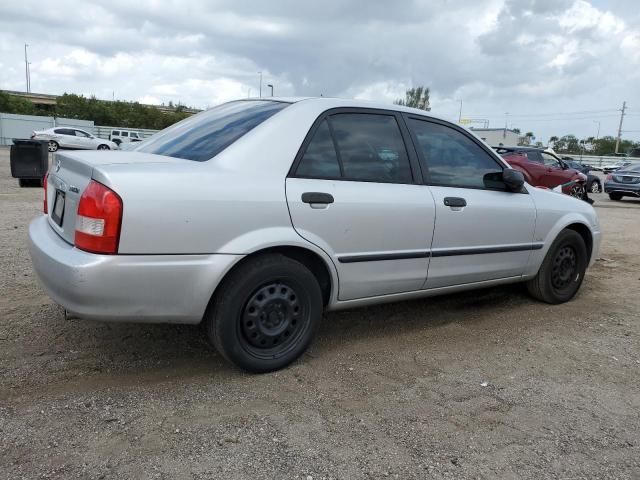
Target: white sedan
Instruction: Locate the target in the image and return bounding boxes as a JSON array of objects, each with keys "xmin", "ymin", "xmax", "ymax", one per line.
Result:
[{"xmin": 31, "ymin": 127, "xmax": 118, "ymax": 152}]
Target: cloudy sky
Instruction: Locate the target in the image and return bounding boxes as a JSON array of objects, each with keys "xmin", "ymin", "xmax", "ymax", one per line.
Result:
[{"xmin": 1, "ymin": 0, "xmax": 639, "ymax": 142}]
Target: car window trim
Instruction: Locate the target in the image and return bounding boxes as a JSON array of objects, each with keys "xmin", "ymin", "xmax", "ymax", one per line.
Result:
[
  {"xmin": 288, "ymin": 107, "xmax": 422, "ymax": 186},
  {"xmin": 402, "ymin": 113, "xmax": 527, "ymax": 193}
]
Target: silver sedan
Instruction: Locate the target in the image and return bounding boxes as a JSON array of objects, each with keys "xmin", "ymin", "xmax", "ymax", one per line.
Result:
[{"xmin": 29, "ymin": 98, "xmax": 601, "ymax": 372}]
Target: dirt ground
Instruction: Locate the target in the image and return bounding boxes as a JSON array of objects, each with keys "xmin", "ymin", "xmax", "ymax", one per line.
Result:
[{"xmin": 1, "ymin": 146, "xmax": 639, "ymax": 479}]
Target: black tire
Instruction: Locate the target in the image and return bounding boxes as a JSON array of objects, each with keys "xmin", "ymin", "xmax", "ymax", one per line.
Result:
[
  {"xmin": 589, "ymin": 180, "xmax": 601, "ymax": 193},
  {"xmin": 97, "ymin": 144, "xmax": 110, "ymax": 150},
  {"xmin": 48, "ymin": 141, "xmax": 58, "ymax": 152},
  {"xmin": 205, "ymin": 254, "xmax": 323, "ymax": 373},
  {"xmin": 609, "ymin": 193, "xmax": 623, "ymax": 201},
  {"xmin": 113, "ymin": 139, "xmax": 122, "ymax": 146},
  {"xmin": 526, "ymin": 229, "xmax": 588, "ymax": 304}
]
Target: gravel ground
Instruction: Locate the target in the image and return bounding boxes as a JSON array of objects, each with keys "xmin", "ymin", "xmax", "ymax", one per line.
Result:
[{"xmin": 1, "ymin": 147, "xmax": 639, "ymax": 479}]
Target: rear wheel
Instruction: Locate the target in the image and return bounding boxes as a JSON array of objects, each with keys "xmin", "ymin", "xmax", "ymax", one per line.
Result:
[
  {"xmin": 48, "ymin": 141, "xmax": 58, "ymax": 152},
  {"xmin": 590, "ymin": 180, "xmax": 601, "ymax": 193},
  {"xmin": 609, "ymin": 193, "xmax": 623, "ymax": 201},
  {"xmin": 526, "ymin": 229, "xmax": 588, "ymax": 304},
  {"xmin": 205, "ymin": 254, "xmax": 323, "ymax": 373},
  {"xmin": 97, "ymin": 144, "xmax": 110, "ymax": 150}
]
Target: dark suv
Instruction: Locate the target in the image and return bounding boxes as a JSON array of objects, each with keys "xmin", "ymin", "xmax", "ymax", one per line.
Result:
[{"xmin": 494, "ymin": 147, "xmax": 588, "ymax": 199}]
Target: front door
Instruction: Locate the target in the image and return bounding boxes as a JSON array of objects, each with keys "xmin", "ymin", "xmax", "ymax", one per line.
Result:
[
  {"xmin": 404, "ymin": 116, "xmax": 537, "ymax": 289},
  {"xmin": 286, "ymin": 110, "xmax": 436, "ymax": 300}
]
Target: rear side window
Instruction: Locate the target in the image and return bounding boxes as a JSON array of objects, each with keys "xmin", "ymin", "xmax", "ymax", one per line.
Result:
[
  {"xmin": 296, "ymin": 120, "xmax": 341, "ymax": 178},
  {"xmin": 295, "ymin": 113, "xmax": 413, "ymax": 184},
  {"xmin": 136, "ymin": 100, "xmax": 289, "ymax": 161},
  {"xmin": 111, "ymin": 130, "xmax": 120, "ymax": 136},
  {"xmin": 121, "ymin": 131, "xmax": 129, "ymax": 137},
  {"xmin": 408, "ymin": 119, "xmax": 504, "ymax": 189}
]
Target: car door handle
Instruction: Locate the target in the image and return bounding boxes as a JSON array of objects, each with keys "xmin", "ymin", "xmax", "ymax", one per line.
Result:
[
  {"xmin": 443, "ymin": 197, "xmax": 467, "ymax": 207},
  {"xmin": 301, "ymin": 192, "xmax": 334, "ymax": 204}
]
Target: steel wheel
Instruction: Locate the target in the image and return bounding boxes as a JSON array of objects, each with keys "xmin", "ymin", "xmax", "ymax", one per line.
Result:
[
  {"xmin": 239, "ymin": 281, "xmax": 308, "ymax": 357},
  {"xmin": 569, "ymin": 184, "xmax": 584, "ymax": 199},
  {"xmin": 48, "ymin": 141, "xmax": 58, "ymax": 152},
  {"xmin": 551, "ymin": 245, "xmax": 577, "ymax": 292},
  {"xmin": 590, "ymin": 181, "xmax": 601, "ymax": 193}
]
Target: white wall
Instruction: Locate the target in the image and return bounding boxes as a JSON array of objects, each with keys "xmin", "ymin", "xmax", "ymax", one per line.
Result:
[{"xmin": 0, "ymin": 113, "xmax": 94, "ymax": 145}]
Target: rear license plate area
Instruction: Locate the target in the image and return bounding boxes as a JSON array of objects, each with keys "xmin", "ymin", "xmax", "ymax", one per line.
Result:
[{"xmin": 51, "ymin": 190, "xmax": 65, "ymax": 226}]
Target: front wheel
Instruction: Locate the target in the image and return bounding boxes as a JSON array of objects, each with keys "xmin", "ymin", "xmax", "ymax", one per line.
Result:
[
  {"xmin": 569, "ymin": 183, "xmax": 585, "ymax": 199},
  {"xmin": 48, "ymin": 141, "xmax": 59, "ymax": 152},
  {"xmin": 97, "ymin": 144, "xmax": 110, "ymax": 150},
  {"xmin": 205, "ymin": 254, "xmax": 323, "ymax": 373},
  {"xmin": 526, "ymin": 229, "xmax": 588, "ymax": 304}
]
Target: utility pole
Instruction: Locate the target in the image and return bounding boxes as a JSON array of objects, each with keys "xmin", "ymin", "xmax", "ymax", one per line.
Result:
[
  {"xmin": 615, "ymin": 101, "xmax": 626, "ymax": 154},
  {"xmin": 258, "ymin": 71, "xmax": 262, "ymax": 98},
  {"xmin": 503, "ymin": 112, "xmax": 509, "ymax": 139},
  {"xmin": 267, "ymin": 84, "xmax": 274, "ymax": 97},
  {"xmin": 458, "ymin": 99, "xmax": 462, "ymax": 123},
  {"xmin": 593, "ymin": 120, "xmax": 600, "ymax": 141},
  {"xmin": 24, "ymin": 43, "xmax": 30, "ymax": 92}
]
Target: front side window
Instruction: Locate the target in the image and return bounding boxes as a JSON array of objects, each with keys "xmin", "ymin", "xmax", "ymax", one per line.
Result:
[
  {"xmin": 408, "ymin": 119, "xmax": 504, "ymax": 189},
  {"xmin": 75, "ymin": 130, "xmax": 90, "ymax": 138},
  {"xmin": 526, "ymin": 151, "xmax": 544, "ymax": 164},
  {"xmin": 541, "ymin": 152, "xmax": 561, "ymax": 168},
  {"xmin": 136, "ymin": 100, "xmax": 289, "ymax": 161},
  {"xmin": 121, "ymin": 131, "xmax": 129, "ymax": 137}
]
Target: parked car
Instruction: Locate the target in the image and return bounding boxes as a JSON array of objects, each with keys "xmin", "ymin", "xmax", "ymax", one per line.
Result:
[
  {"xmin": 29, "ymin": 98, "xmax": 601, "ymax": 372},
  {"xmin": 109, "ymin": 129, "xmax": 144, "ymax": 146},
  {"xmin": 494, "ymin": 147, "xmax": 588, "ymax": 199},
  {"xmin": 604, "ymin": 163, "xmax": 640, "ymax": 200},
  {"xmin": 563, "ymin": 160, "xmax": 602, "ymax": 193},
  {"xmin": 31, "ymin": 128, "xmax": 117, "ymax": 152},
  {"xmin": 602, "ymin": 160, "xmax": 633, "ymax": 174}
]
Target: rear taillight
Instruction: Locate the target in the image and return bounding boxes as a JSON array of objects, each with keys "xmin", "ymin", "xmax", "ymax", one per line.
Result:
[
  {"xmin": 606, "ymin": 174, "xmax": 612, "ymax": 181},
  {"xmin": 43, "ymin": 173, "xmax": 49, "ymax": 214},
  {"xmin": 74, "ymin": 180, "xmax": 123, "ymax": 254}
]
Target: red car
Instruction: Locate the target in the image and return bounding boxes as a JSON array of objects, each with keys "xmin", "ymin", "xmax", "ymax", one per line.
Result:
[{"xmin": 495, "ymin": 147, "xmax": 587, "ymax": 199}]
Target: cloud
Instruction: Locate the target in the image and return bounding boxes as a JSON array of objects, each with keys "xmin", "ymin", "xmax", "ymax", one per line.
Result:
[{"xmin": 0, "ymin": 0, "xmax": 638, "ymax": 141}]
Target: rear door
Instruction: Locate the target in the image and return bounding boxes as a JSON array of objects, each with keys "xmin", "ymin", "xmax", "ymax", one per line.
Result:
[
  {"xmin": 286, "ymin": 109, "xmax": 436, "ymax": 301},
  {"xmin": 74, "ymin": 129, "xmax": 95, "ymax": 149},
  {"xmin": 404, "ymin": 116, "xmax": 537, "ymax": 289},
  {"xmin": 55, "ymin": 128, "xmax": 77, "ymax": 148}
]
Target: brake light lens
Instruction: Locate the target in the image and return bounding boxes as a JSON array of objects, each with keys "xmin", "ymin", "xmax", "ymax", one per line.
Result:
[
  {"xmin": 74, "ymin": 180, "xmax": 123, "ymax": 254},
  {"xmin": 43, "ymin": 173, "xmax": 49, "ymax": 214}
]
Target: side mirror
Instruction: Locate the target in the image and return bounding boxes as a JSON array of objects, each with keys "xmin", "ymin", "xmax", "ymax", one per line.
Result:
[{"xmin": 502, "ymin": 168, "xmax": 525, "ymax": 191}]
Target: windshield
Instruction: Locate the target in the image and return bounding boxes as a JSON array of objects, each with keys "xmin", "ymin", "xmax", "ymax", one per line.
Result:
[{"xmin": 135, "ymin": 100, "xmax": 289, "ymax": 161}]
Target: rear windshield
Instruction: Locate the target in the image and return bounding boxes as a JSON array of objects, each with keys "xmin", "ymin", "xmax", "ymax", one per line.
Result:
[{"xmin": 135, "ymin": 100, "xmax": 289, "ymax": 161}]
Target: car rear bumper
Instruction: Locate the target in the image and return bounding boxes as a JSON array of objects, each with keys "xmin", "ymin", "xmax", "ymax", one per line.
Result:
[
  {"xmin": 604, "ymin": 182, "xmax": 640, "ymax": 196},
  {"xmin": 28, "ymin": 215, "xmax": 242, "ymax": 324}
]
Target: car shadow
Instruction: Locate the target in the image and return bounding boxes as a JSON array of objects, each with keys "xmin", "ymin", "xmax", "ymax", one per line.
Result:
[{"xmin": 51, "ymin": 283, "xmax": 531, "ymax": 380}]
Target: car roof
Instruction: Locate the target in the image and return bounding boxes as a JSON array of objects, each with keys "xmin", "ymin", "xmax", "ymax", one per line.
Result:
[
  {"xmin": 230, "ymin": 96, "xmax": 456, "ymax": 123},
  {"xmin": 492, "ymin": 146, "xmax": 544, "ymax": 152}
]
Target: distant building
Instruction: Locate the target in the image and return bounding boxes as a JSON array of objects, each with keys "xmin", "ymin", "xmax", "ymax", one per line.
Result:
[{"xmin": 470, "ymin": 128, "xmax": 523, "ymax": 147}]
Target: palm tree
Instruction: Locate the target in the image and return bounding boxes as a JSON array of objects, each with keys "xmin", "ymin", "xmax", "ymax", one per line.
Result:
[
  {"xmin": 394, "ymin": 86, "xmax": 431, "ymax": 111},
  {"xmin": 549, "ymin": 136, "xmax": 559, "ymax": 147}
]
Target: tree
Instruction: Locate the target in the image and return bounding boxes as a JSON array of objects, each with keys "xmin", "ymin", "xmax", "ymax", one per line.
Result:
[
  {"xmin": 512, "ymin": 128, "xmax": 521, "ymax": 134},
  {"xmin": 548, "ymin": 136, "xmax": 559, "ymax": 148},
  {"xmin": 0, "ymin": 91, "xmax": 37, "ymax": 115},
  {"xmin": 394, "ymin": 86, "xmax": 430, "ymax": 111}
]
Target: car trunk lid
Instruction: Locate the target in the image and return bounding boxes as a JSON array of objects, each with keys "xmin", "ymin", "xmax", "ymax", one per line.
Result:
[{"xmin": 45, "ymin": 150, "xmax": 175, "ymax": 245}]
